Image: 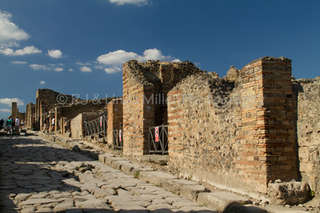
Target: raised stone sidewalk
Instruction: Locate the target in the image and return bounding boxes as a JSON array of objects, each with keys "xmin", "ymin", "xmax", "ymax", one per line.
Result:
[{"xmin": 37, "ymin": 132, "xmax": 315, "ymax": 213}]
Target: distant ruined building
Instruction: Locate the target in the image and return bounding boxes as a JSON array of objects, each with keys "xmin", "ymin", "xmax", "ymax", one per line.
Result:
[{"xmin": 23, "ymin": 57, "xmax": 320, "ymax": 198}]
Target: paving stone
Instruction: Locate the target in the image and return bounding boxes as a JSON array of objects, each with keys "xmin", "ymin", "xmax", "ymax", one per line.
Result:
[
  {"xmin": 20, "ymin": 206, "xmax": 36, "ymax": 213},
  {"xmin": 36, "ymin": 207, "xmax": 53, "ymax": 212},
  {"xmin": 14, "ymin": 193, "xmax": 32, "ymax": 202},
  {"xmin": 139, "ymin": 171, "xmax": 177, "ymax": 186},
  {"xmin": 76, "ymin": 199, "xmax": 110, "ymax": 209},
  {"xmin": 19, "ymin": 198, "xmax": 62, "ymax": 206},
  {"xmin": 53, "ymin": 199, "xmax": 74, "ymax": 211},
  {"xmin": 197, "ymin": 191, "xmax": 251, "ymax": 211}
]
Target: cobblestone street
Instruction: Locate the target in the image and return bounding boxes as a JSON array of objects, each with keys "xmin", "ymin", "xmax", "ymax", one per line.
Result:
[{"xmin": 0, "ymin": 135, "xmax": 215, "ymax": 213}]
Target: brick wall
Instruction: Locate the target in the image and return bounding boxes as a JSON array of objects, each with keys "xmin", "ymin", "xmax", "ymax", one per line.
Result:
[{"xmin": 295, "ymin": 78, "xmax": 320, "ymax": 194}]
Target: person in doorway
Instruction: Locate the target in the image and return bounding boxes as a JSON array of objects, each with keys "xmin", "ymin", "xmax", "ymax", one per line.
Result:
[
  {"xmin": 15, "ymin": 117, "xmax": 20, "ymax": 128},
  {"xmin": 6, "ymin": 117, "xmax": 13, "ymax": 135},
  {"xmin": 51, "ymin": 117, "xmax": 55, "ymax": 132}
]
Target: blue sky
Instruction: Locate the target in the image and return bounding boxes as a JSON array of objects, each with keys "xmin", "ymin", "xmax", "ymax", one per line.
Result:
[{"xmin": 0, "ymin": 0, "xmax": 319, "ymax": 119}]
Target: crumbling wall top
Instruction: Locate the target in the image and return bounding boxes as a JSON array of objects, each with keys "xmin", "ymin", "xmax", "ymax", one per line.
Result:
[
  {"xmin": 123, "ymin": 60, "xmax": 202, "ymax": 89},
  {"xmin": 246, "ymin": 56, "xmax": 291, "ymax": 66}
]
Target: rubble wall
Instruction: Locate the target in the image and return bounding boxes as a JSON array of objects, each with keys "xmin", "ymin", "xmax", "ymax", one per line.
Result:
[
  {"xmin": 167, "ymin": 57, "xmax": 298, "ymax": 194},
  {"xmin": 295, "ymin": 78, "xmax": 320, "ymax": 194}
]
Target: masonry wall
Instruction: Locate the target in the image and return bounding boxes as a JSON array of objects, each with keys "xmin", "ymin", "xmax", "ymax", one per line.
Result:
[
  {"xmin": 167, "ymin": 57, "xmax": 298, "ymax": 194},
  {"xmin": 107, "ymin": 99, "xmax": 123, "ymax": 147},
  {"xmin": 122, "ymin": 60, "xmax": 202, "ymax": 157},
  {"xmin": 168, "ymin": 73, "xmax": 245, "ymax": 190},
  {"xmin": 295, "ymin": 78, "xmax": 320, "ymax": 194},
  {"xmin": 35, "ymin": 89, "xmax": 72, "ymax": 131}
]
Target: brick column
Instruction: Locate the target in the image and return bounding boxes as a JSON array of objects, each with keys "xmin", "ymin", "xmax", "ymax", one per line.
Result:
[
  {"xmin": 167, "ymin": 88, "xmax": 184, "ymax": 166},
  {"xmin": 238, "ymin": 57, "xmax": 298, "ymax": 193},
  {"xmin": 107, "ymin": 99, "xmax": 123, "ymax": 147},
  {"xmin": 122, "ymin": 64, "xmax": 156, "ymax": 157}
]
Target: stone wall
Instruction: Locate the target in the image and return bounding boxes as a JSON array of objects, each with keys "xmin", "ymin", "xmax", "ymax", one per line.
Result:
[
  {"xmin": 168, "ymin": 72, "xmax": 243, "ymax": 190},
  {"xmin": 295, "ymin": 78, "xmax": 320, "ymax": 194},
  {"xmin": 167, "ymin": 57, "xmax": 298, "ymax": 194}
]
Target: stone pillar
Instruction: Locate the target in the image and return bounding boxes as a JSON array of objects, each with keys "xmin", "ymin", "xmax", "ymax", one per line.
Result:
[
  {"xmin": 11, "ymin": 102, "xmax": 18, "ymax": 119},
  {"xmin": 55, "ymin": 107, "xmax": 60, "ymax": 133},
  {"xmin": 238, "ymin": 57, "xmax": 298, "ymax": 193}
]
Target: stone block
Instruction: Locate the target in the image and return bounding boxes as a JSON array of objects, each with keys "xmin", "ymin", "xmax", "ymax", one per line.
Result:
[{"xmin": 268, "ymin": 181, "xmax": 311, "ymax": 205}]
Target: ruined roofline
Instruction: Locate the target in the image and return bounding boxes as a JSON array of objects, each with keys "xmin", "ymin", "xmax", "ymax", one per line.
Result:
[{"xmin": 293, "ymin": 77, "xmax": 320, "ymax": 84}]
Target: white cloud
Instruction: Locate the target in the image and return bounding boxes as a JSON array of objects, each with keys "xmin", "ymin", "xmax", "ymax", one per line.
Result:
[
  {"xmin": 97, "ymin": 48, "xmax": 179, "ymax": 74},
  {"xmin": 29, "ymin": 64, "xmax": 49, "ymax": 71},
  {"xmin": 172, "ymin": 59, "xmax": 181, "ymax": 63},
  {"xmin": 0, "ymin": 108, "xmax": 10, "ymax": 113},
  {"xmin": 109, "ymin": 0, "xmax": 149, "ymax": 6},
  {"xmin": 11, "ymin": 60, "xmax": 28, "ymax": 64},
  {"xmin": 97, "ymin": 50, "xmax": 139, "ymax": 66},
  {"xmin": 54, "ymin": 67, "xmax": 63, "ymax": 72},
  {"xmin": 76, "ymin": 61, "xmax": 91, "ymax": 66},
  {"xmin": 0, "ymin": 98, "xmax": 24, "ymax": 106},
  {"xmin": 0, "ymin": 10, "xmax": 29, "ymax": 46},
  {"xmin": 104, "ymin": 67, "xmax": 121, "ymax": 74},
  {"xmin": 68, "ymin": 68, "xmax": 73, "ymax": 72},
  {"xmin": 48, "ymin": 49, "xmax": 62, "ymax": 59},
  {"xmin": 143, "ymin": 48, "xmax": 168, "ymax": 61},
  {"xmin": 0, "ymin": 46, "xmax": 42, "ymax": 56},
  {"xmin": 40, "ymin": 80, "xmax": 46, "ymax": 85},
  {"xmin": 80, "ymin": 66, "xmax": 92, "ymax": 72}
]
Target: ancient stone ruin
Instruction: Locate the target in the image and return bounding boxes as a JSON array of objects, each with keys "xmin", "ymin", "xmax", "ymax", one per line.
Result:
[{"xmin": 21, "ymin": 56, "xmax": 320, "ymax": 203}]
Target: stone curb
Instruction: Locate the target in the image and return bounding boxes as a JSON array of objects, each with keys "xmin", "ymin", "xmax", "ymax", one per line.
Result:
[
  {"xmin": 98, "ymin": 154, "xmax": 252, "ymax": 212},
  {"xmin": 35, "ymin": 132, "xmax": 308, "ymax": 213}
]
